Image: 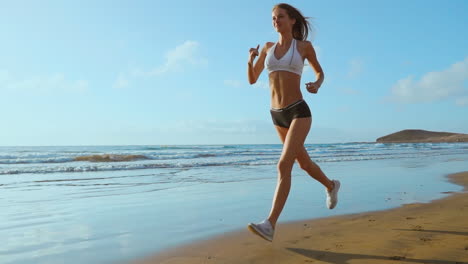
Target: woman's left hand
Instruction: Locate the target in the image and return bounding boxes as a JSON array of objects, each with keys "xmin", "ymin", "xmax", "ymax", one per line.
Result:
[{"xmin": 306, "ymin": 82, "xmax": 320, "ymax": 94}]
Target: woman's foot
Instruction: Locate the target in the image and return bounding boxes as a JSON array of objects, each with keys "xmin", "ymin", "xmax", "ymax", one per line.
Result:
[
  {"xmin": 247, "ymin": 219, "xmax": 275, "ymax": 242},
  {"xmin": 326, "ymin": 180, "xmax": 341, "ymax": 209}
]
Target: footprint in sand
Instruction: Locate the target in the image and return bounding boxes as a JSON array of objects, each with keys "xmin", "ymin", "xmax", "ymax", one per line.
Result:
[
  {"xmin": 335, "ymin": 244, "xmax": 344, "ymax": 249},
  {"xmin": 406, "ymin": 217, "xmax": 415, "ymax": 220},
  {"xmin": 288, "ymin": 239, "xmax": 300, "ymax": 244},
  {"xmin": 420, "ymin": 237, "xmax": 432, "ymax": 242},
  {"xmin": 411, "ymin": 225, "xmax": 424, "ymax": 231}
]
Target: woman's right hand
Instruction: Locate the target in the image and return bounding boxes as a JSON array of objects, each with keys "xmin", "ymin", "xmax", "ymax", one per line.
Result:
[{"xmin": 248, "ymin": 44, "xmax": 260, "ymax": 64}]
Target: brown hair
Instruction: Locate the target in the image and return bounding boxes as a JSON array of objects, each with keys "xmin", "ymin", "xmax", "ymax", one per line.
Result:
[{"xmin": 273, "ymin": 3, "xmax": 312, "ymax": 41}]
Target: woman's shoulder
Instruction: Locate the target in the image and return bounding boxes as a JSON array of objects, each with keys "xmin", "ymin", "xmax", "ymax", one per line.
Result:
[
  {"xmin": 296, "ymin": 40, "xmax": 314, "ymax": 55},
  {"xmin": 261, "ymin": 42, "xmax": 275, "ymax": 53},
  {"xmin": 265, "ymin": 42, "xmax": 275, "ymax": 48},
  {"xmin": 296, "ymin": 39, "xmax": 313, "ymax": 47}
]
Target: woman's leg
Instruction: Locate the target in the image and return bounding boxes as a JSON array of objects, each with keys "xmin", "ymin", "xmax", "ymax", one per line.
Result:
[
  {"xmin": 275, "ymin": 126, "xmax": 334, "ymax": 191},
  {"xmin": 296, "ymin": 147, "xmax": 334, "ymax": 191},
  {"xmin": 268, "ymin": 117, "xmax": 311, "ymax": 228}
]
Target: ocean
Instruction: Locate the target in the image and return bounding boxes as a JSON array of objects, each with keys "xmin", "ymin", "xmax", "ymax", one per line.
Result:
[{"xmin": 1, "ymin": 143, "xmax": 467, "ymax": 264}]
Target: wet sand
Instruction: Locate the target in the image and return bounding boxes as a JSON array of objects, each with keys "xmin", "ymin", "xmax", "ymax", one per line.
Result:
[{"xmin": 133, "ymin": 172, "xmax": 468, "ymax": 264}]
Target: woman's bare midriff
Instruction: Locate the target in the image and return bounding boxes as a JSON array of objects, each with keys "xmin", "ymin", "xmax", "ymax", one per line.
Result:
[{"xmin": 268, "ymin": 71, "xmax": 303, "ymax": 109}]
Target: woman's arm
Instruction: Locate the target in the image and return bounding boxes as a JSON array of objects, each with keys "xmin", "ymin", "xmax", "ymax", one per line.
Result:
[
  {"xmin": 303, "ymin": 41, "xmax": 324, "ymax": 94},
  {"xmin": 247, "ymin": 43, "xmax": 270, "ymax": 84}
]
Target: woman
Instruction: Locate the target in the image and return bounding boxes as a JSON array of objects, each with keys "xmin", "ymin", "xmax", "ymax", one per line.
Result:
[{"xmin": 247, "ymin": 3, "xmax": 340, "ymax": 242}]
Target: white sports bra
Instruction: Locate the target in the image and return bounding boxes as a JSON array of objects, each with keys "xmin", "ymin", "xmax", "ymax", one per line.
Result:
[{"xmin": 265, "ymin": 39, "xmax": 304, "ymax": 76}]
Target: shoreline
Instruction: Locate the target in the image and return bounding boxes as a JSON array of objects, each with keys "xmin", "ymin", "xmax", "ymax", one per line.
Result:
[{"xmin": 132, "ymin": 171, "xmax": 468, "ymax": 264}]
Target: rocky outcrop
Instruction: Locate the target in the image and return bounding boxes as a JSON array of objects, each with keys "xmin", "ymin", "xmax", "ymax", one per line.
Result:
[{"xmin": 376, "ymin": 129, "xmax": 468, "ymax": 143}]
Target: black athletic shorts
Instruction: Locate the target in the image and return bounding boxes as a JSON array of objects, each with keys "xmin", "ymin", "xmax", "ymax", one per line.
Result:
[{"xmin": 270, "ymin": 99, "xmax": 311, "ymax": 128}]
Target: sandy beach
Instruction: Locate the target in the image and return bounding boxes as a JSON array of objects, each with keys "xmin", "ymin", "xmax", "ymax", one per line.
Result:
[{"xmin": 133, "ymin": 172, "xmax": 468, "ymax": 264}]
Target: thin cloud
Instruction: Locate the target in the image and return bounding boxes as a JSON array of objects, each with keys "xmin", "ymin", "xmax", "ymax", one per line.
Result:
[
  {"xmin": 339, "ymin": 87, "xmax": 360, "ymax": 95},
  {"xmin": 134, "ymin": 41, "xmax": 207, "ymax": 76},
  {"xmin": 224, "ymin": 79, "xmax": 243, "ymax": 88},
  {"xmin": 253, "ymin": 80, "xmax": 269, "ymax": 89},
  {"xmin": 113, "ymin": 73, "xmax": 129, "ymax": 89},
  {"xmin": 336, "ymin": 105, "xmax": 351, "ymax": 112},
  {"xmin": 347, "ymin": 58, "xmax": 364, "ymax": 78},
  {"xmin": 0, "ymin": 70, "xmax": 9, "ymax": 84},
  {"xmin": 456, "ymin": 96, "xmax": 468, "ymax": 106},
  {"xmin": 0, "ymin": 71, "xmax": 88, "ymax": 93},
  {"xmin": 388, "ymin": 57, "xmax": 468, "ymax": 105},
  {"xmin": 157, "ymin": 119, "xmax": 271, "ymax": 134}
]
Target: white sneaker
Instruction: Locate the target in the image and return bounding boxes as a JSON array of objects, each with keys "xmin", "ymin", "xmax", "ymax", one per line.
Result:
[
  {"xmin": 327, "ymin": 180, "xmax": 341, "ymax": 209},
  {"xmin": 247, "ymin": 219, "xmax": 274, "ymax": 242}
]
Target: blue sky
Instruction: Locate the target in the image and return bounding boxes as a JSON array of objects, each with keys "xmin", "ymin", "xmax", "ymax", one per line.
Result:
[{"xmin": 0, "ymin": 0, "xmax": 467, "ymax": 146}]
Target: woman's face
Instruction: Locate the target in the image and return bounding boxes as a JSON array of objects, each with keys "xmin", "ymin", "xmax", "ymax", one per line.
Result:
[{"xmin": 272, "ymin": 7, "xmax": 295, "ymax": 33}]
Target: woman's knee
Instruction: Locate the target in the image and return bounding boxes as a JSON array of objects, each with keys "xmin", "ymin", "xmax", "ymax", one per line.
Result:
[
  {"xmin": 297, "ymin": 159, "xmax": 312, "ymax": 171},
  {"xmin": 277, "ymin": 158, "xmax": 294, "ymax": 175},
  {"xmin": 298, "ymin": 158, "xmax": 319, "ymax": 173}
]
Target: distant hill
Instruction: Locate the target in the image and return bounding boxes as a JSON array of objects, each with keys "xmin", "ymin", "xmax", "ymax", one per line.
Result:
[{"xmin": 376, "ymin": 129, "xmax": 468, "ymax": 143}]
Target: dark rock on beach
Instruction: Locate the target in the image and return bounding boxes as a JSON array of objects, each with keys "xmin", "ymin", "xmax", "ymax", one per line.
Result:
[
  {"xmin": 377, "ymin": 129, "xmax": 468, "ymax": 143},
  {"xmin": 74, "ymin": 154, "xmax": 148, "ymax": 162}
]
